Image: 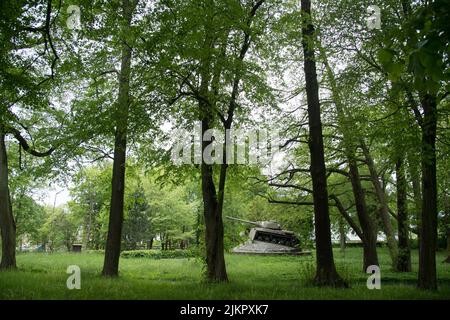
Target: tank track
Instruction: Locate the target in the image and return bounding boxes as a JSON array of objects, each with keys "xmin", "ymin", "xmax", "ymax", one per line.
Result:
[{"xmin": 254, "ymin": 231, "xmax": 299, "ymax": 247}]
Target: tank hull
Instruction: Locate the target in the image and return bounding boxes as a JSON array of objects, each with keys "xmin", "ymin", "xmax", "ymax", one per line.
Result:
[
  {"xmin": 250, "ymin": 227, "xmax": 299, "ymax": 247},
  {"xmin": 227, "ymin": 216, "xmax": 311, "ymax": 255}
]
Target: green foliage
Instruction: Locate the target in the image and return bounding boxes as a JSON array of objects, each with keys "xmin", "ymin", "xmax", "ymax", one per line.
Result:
[
  {"xmin": 122, "ymin": 185, "xmax": 152, "ymax": 250},
  {"xmin": 13, "ymin": 194, "xmax": 46, "ymax": 246},
  {"xmin": 40, "ymin": 206, "xmax": 79, "ymax": 252},
  {"xmin": 68, "ymin": 164, "xmax": 112, "ymax": 249},
  {"xmin": 377, "ymin": 0, "xmax": 449, "ymax": 95},
  {"xmin": 1, "ymin": 0, "xmax": 449, "ymax": 294}
]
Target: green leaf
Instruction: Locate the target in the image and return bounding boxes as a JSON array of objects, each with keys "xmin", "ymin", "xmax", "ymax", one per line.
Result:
[
  {"xmin": 418, "ymin": 50, "xmax": 435, "ymax": 70},
  {"xmin": 377, "ymin": 48, "xmax": 395, "ymax": 66}
]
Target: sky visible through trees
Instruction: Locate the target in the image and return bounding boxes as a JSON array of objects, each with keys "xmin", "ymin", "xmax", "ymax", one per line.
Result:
[{"xmin": 0, "ymin": 0, "xmax": 449, "ymax": 299}]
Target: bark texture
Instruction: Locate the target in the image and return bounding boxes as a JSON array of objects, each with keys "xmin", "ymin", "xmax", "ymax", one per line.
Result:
[
  {"xmin": 102, "ymin": 0, "xmax": 136, "ymax": 277},
  {"xmin": 301, "ymin": 0, "xmax": 346, "ymax": 287},
  {"xmin": 361, "ymin": 141, "xmax": 399, "ymax": 269},
  {"xmin": 0, "ymin": 127, "xmax": 16, "ymax": 269},
  {"xmin": 418, "ymin": 94, "xmax": 438, "ymax": 290},
  {"xmin": 319, "ymin": 42, "xmax": 379, "ymax": 271},
  {"xmin": 396, "ymin": 157, "xmax": 411, "ymax": 272}
]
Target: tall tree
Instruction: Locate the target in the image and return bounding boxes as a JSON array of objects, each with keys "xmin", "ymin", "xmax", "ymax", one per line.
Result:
[
  {"xmin": 396, "ymin": 156, "xmax": 411, "ymax": 271},
  {"xmin": 443, "ymin": 190, "xmax": 450, "ymax": 263},
  {"xmin": 319, "ymin": 46, "xmax": 379, "ymax": 271},
  {"xmin": 0, "ymin": 0, "xmax": 59, "ymax": 269},
  {"xmin": 199, "ymin": 0, "xmax": 266, "ymax": 282},
  {"xmin": 0, "ymin": 127, "xmax": 15, "ymax": 269},
  {"xmin": 0, "ymin": 126, "xmax": 54, "ymax": 268},
  {"xmin": 376, "ymin": 0, "xmax": 449, "ymax": 289},
  {"xmin": 152, "ymin": 0, "xmax": 269, "ymax": 281},
  {"xmin": 102, "ymin": 0, "xmax": 138, "ymax": 277},
  {"xmin": 300, "ymin": 0, "xmax": 346, "ymax": 287},
  {"xmin": 361, "ymin": 141, "xmax": 399, "ymax": 269}
]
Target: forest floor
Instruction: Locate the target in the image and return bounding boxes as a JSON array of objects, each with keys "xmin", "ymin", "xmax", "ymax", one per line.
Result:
[{"xmin": 0, "ymin": 247, "xmax": 449, "ymax": 299}]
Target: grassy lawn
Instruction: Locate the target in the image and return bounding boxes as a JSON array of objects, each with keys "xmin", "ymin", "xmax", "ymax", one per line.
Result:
[{"xmin": 0, "ymin": 247, "xmax": 449, "ymax": 299}]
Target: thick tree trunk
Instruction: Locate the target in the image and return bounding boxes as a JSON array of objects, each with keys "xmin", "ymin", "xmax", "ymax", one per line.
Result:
[
  {"xmin": 0, "ymin": 128, "xmax": 16, "ymax": 269},
  {"xmin": 102, "ymin": 0, "xmax": 135, "ymax": 277},
  {"xmin": 201, "ymin": 118, "xmax": 228, "ymax": 282},
  {"xmin": 418, "ymin": 94, "xmax": 438, "ymax": 290},
  {"xmin": 361, "ymin": 141, "xmax": 399, "ymax": 269},
  {"xmin": 301, "ymin": 0, "xmax": 346, "ymax": 287},
  {"xmin": 396, "ymin": 157, "xmax": 411, "ymax": 272}
]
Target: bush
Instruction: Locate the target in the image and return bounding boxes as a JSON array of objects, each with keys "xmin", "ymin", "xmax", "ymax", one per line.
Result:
[
  {"xmin": 85, "ymin": 249, "xmax": 105, "ymax": 254},
  {"xmin": 121, "ymin": 249, "xmax": 197, "ymax": 259}
]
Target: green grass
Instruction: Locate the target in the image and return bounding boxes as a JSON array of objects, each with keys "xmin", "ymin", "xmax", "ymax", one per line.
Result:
[{"xmin": 0, "ymin": 248, "xmax": 449, "ymax": 299}]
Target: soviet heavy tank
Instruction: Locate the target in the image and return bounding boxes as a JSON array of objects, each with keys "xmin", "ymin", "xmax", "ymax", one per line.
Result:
[{"xmin": 227, "ymin": 216, "xmax": 308, "ymax": 255}]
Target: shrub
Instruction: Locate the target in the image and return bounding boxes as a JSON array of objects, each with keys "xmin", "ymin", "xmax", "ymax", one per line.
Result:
[
  {"xmin": 121, "ymin": 249, "xmax": 197, "ymax": 259},
  {"xmin": 85, "ymin": 249, "xmax": 105, "ymax": 254}
]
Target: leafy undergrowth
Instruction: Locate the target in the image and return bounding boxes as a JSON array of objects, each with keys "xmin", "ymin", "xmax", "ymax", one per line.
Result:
[{"xmin": 0, "ymin": 248, "xmax": 449, "ymax": 299}]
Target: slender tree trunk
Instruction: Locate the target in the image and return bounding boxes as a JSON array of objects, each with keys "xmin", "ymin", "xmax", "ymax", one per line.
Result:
[
  {"xmin": 348, "ymin": 160, "xmax": 379, "ymax": 271},
  {"xmin": 0, "ymin": 128, "xmax": 16, "ymax": 269},
  {"xmin": 84, "ymin": 183, "xmax": 94, "ymax": 250},
  {"xmin": 396, "ymin": 157, "xmax": 411, "ymax": 272},
  {"xmin": 301, "ymin": 0, "xmax": 346, "ymax": 287},
  {"xmin": 196, "ymin": 7, "xmax": 228, "ymax": 281},
  {"xmin": 196, "ymin": 1, "xmax": 263, "ymax": 283},
  {"xmin": 444, "ymin": 233, "xmax": 450, "ymax": 263},
  {"xmin": 418, "ymin": 94, "xmax": 438, "ymax": 289},
  {"xmin": 361, "ymin": 141, "xmax": 399, "ymax": 269},
  {"xmin": 319, "ymin": 39, "xmax": 379, "ymax": 272},
  {"xmin": 444, "ymin": 192, "xmax": 450, "ymax": 263},
  {"xmin": 338, "ymin": 217, "xmax": 346, "ymax": 252},
  {"xmin": 102, "ymin": 0, "xmax": 135, "ymax": 277},
  {"xmin": 331, "ymin": 195, "xmax": 363, "ymax": 240},
  {"xmin": 201, "ymin": 118, "xmax": 228, "ymax": 282},
  {"xmin": 408, "ymin": 156, "xmax": 422, "ymax": 244},
  {"xmin": 195, "ymin": 210, "xmax": 202, "ymax": 247}
]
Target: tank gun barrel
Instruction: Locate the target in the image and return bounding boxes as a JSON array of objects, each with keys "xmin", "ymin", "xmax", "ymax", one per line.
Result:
[{"xmin": 226, "ymin": 216, "xmax": 260, "ymax": 227}]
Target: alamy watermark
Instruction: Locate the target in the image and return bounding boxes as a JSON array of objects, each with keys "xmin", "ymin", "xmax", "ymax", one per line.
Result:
[
  {"xmin": 366, "ymin": 5, "xmax": 381, "ymax": 30},
  {"xmin": 171, "ymin": 122, "xmax": 282, "ymax": 166},
  {"xmin": 67, "ymin": 5, "xmax": 81, "ymax": 30},
  {"xmin": 66, "ymin": 265, "xmax": 81, "ymax": 290},
  {"xmin": 366, "ymin": 265, "xmax": 381, "ymax": 289}
]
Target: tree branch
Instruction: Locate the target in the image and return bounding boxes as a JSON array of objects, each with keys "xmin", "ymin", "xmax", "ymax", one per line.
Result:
[{"xmin": 7, "ymin": 127, "xmax": 55, "ymax": 157}]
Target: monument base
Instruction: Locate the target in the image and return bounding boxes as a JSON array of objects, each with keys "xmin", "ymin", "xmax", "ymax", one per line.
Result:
[{"xmin": 231, "ymin": 240, "xmax": 312, "ymax": 256}]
